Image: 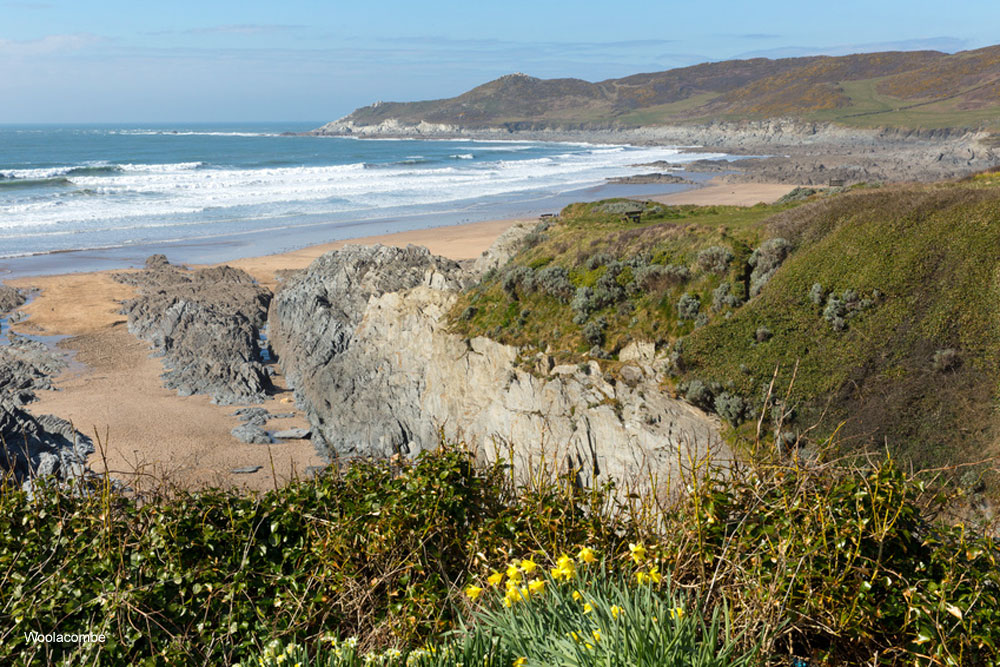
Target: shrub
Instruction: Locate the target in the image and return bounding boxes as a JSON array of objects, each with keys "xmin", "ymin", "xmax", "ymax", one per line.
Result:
[
  {"xmin": 536, "ymin": 265, "xmax": 574, "ymax": 303},
  {"xmin": 754, "ymin": 326, "xmax": 772, "ymax": 343},
  {"xmin": 681, "ymin": 379, "xmax": 713, "ymax": 408},
  {"xmin": 582, "ymin": 317, "xmax": 607, "ymax": 347},
  {"xmin": 748, "ymin": 238, "xmax": 791, "ymax": 296},
  {"xmin": 677, "ymin": 293, "xmax": 701, "ymax": 320},
  {"xmin": 502, "ymin": 265, "xmax": 535, "ymax": 300},
  {"xmin": 584, "ymin": 252, "xmax": 614, "ymax": 271},
  {"xmin": 696, "ymin": 246, "xmax": 734, "ymax": 275},
  {"xmin": 635, "ymin": 264, "xmax": 690, "ymax": 292},
  {"xmin": 808, "ymin": 282, "xmax": 825, "ymax": 306},
  {"xmin": 571, "ymin": 286, "xmax": 598, "ymax": 323},
  {"xmin": 711, "ymin": 282, "xmax": 743, "ymax": 311},
  {"xmin": 714, "ymin": 391, "xmax": 748, "ymax": 426}
]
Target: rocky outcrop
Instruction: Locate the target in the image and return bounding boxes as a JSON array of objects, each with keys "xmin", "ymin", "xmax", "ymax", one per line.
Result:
[
  {"xmin": 312, "ymin": 119, "xmax": 998, "ymax": 184},
  {"xmin": 0, "ymin": 328, "xmax": 93, "ymax": 488},
  {"xmin": 0, "ymin": 334, "xmax": 68, "ymax": 405},
  {"xmin": 0, "ymin": 401, "xmax": 93, "ymax": 486},
  {"xmin": 0, "ymin": 285, "xmax": 24, "ymax": 316},
  {"xmin": 114, "ymin": 255, "xmax": 273, "ymax": 405},
  {"xmin": 267, "ymin": 244, "xmax": 471, "ymax": 398},
  {"xmin": 269, "ymin": 244, "xmax": 726, "ymax": 487}
]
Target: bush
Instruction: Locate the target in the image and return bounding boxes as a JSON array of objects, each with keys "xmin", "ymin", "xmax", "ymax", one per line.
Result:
[
  {"xmin": 677, "ymin": 293, "xmax": 701, "ymax": 320},
  {"xmin": 681, "ymin": 379, "xmax": 713, "ymax": 408},
  {"xmin": 571, "ymin": 286, "xmax": 598, "ymax": 323},
  {"xmin": 711, "ymin": 282, "xmax": 743, "ymax": 311},
  {"xmin": 696, "ymin": 246, "xmax": 734, "ymax": 275},
  {"xmin": 808, "ymin": 282, "xmax": 825, "ymax": 306},
  {"xmin": 635, "ymin": 264, "xmax": 690, "ymax": 292},
  {"xmin": 502, "ymin": 265, "xmax": 535, "ymax": 300},
  {"xmin": 593, "ymin": 261, "xmax": 629, "ymax": 306},
  {"xmin": 714, "ymin": 391, "xmax": 748, "ymax": 426},
  {"xmin": 582, "ymin": 317, "xmax": 607, "ymax": 347},
  {"xmin": 754, "ymin": 326, "xmax": 772, "ymax": 343},
  {"xmin": 0, "ymin": 450, "xmax": 632, "ymax": 666},
  {"xmin": 584, "ymin": 252, "xmax": 614, "ymax": 271},
  {"xmin": 748, "ymin": 238, "xmax": 791, "ymax": 297},
  {"xmin": 536, "ymin": 265, "xmax": 574, "ymax": 303}
]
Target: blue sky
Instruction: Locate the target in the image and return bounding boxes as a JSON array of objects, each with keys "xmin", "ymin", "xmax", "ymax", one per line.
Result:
[{"xmin": 1, "ymin": 0, "xmax": 997, "ymax": 123}]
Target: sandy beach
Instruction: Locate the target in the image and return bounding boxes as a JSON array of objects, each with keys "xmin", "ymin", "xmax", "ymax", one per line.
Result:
[{"xmin": 4, "ymin": 181, "xmax": 800, "ymax": 491}]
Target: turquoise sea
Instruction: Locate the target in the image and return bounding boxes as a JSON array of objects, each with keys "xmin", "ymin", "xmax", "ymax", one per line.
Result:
[{"xmin": 0, "ymin": 122, "xmax": 724, "ymax": 276}]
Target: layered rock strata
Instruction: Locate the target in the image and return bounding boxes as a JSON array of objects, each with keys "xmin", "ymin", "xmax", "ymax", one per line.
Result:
[{"xmin": 269, "ymin": 243, "xmax": 725, "ymax": 487}]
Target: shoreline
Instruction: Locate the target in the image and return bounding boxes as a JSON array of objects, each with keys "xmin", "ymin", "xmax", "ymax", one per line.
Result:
[
  {"xmin": 0, "ymin": 176, "xmax": 718, "ymax": 281},
  {"xmin": 3, "ymin": 181, "xmax": 801, "ymax": 490}
]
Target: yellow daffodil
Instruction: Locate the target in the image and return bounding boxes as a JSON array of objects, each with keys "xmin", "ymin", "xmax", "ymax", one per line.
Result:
[
  {"xmin": 552, "ymin": 554, "xmax": 576, "ymax": 581},
  {"xmin": 506, "ymin": 564, "xmax": 523, "ymax": 583},
  {"xmin": 487, "ymin": 571, "xmax": 503, "ymax": 587},
  {"xmin": 577, "ymin": 546, "xmax": 597, "ymax": 564},
  {"xmin": 629, "ymin": 542, "xmax": 647, "ymax": 564},
  {"xmin": 592, "ymin": 629, "xmax": 602, "ymax": 642},
  {"xmin": 611, "ymin": 605, "xmax": 623, "ymax": 619},
  {"xmin": 648, "ymin": 565, "xmax": 662, "ymax": 584},
  {"xmin": 583, "ymin": 602, "xmax": 593, "ymax": 614},
  {"xmin": 513, "ymin": 658, "xmax": 527, "ymax": 667},
  {"xmin": 584, "ymin": 643, "xmax": 594, "ymax": 650},
  {"xmin": 569, "ymin": 631, "xmax": 581, "ymax": 642},
  {"xmin": 670, "ymin": 606, "xmax": 685, "ymax": 620},
  {"xmin": 520, "ymin": 558, "xmax": 537, "ymax": 574},
  {"xmin": 528, "ymin": 578, "xmax": 545, "ymax": 595},
  {"xmin": 636, "ymin": 571, "xmax": 649, "ymax": 585},
  {"xmin": 572, "ymin": 590, "xmax": 583, "ymax": 601},
  {"xmin": 464, "ymin": 584, "xmax": 483, "ymax": 600}
]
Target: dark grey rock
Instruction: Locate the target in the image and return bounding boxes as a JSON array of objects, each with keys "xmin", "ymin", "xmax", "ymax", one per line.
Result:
[
  {"xmin": 0, "ymin": 334, "xmax": 68, "ymax": 405},
  {"xmin": 0, "ymin": 284, "xmax": 25, "ymax": 315},
  {"xmin": 0, "ymin": 398, "xmax": 93, "ymax": 487},
  {"xmin": 231, "ymin": 465, "xmax": 262, "ymax": 474},
  {"xmin": 268, "ymin": 244, "xmax": 470, "ymax": 458},
  {"xmin": 231, "ymin": 423, "xmax": 272, "ymax": 444},
  {"xmin": 606, "ymin": 172, "xmax": 695, "ymax": 185},
  {"xmin": 114, "ymin": 256, "xmax": 273, "ymax": 405},
  {"xmin": 272, "ymin": 428, "xmax": 310, "ymax": 440}
]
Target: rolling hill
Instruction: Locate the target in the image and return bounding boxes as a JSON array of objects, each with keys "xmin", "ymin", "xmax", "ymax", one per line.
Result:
[{"xmin": 319, "ymin": 45, "xmax": 1000, "ymax": 132}]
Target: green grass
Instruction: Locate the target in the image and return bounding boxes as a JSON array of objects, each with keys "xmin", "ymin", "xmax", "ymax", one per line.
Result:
[{"xmin": 451, "ymin": 180, "xmax": 1000, "ymax": 475}]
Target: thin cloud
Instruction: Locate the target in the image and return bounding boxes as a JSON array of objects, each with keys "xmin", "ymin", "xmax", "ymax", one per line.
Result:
[
  {"xmin": 0, "ymin": 33, "xmax": 103, "ymax": 57},
  {"xmin": 735, "ymin": 36, "xmax": 968, "ymax": 59}
]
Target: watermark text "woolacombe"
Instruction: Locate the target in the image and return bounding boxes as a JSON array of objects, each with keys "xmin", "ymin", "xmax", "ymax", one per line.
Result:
[{"xmin": 24, "ymin": 631, "xmax": 106, "ymax": 644}]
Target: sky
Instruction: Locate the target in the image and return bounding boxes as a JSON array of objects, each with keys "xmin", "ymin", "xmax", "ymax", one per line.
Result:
[{"xmin": 1, "ymin": 0, "xmax": 998, "ymax": 123}]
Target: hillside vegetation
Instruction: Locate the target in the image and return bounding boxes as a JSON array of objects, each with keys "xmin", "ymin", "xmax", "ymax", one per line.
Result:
[
  {"xmin": 449, "ymin": 175, "xmax": 1000, "ymax": 484},
  {"xmin": 330, "ymin": 46, "xmax": 1000, "ymax": 130},
  {"xmin": 3, "ymin": 448, "xmax": 997, "ymax": 665}
]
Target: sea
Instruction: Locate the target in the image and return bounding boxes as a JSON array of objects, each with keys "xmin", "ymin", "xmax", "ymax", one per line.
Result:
[{"xmin": 0, "ymin": 122, "xmax": 728, "ymax": 277}]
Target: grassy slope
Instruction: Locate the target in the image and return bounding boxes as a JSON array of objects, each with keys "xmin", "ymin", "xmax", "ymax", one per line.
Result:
[
  {"xmin": 339, "ymin": 47, "xmax": 1000, "ymax": 131},
  {"xmin": 450, "ymin": 176, "xmax": 1000, "ymax": 473}
]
